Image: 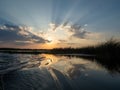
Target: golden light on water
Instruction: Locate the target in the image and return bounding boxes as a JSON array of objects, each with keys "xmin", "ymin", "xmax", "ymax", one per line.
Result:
[
  {"xmin": 39, "ymin": 54, "xmax": 103, "ymax": 72},
  {"xmin": 40, "ymin": 54, "xmax": 59, "ymax": 67}
]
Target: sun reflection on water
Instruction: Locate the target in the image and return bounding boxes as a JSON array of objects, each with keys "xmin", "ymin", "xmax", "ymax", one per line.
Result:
[
  {"xmin": 39, "ymin": 54, "xmax": 60, "ymax": 67},
  {"xmin": 38, "ymin": 54, "xmax": 105, "ymax": 79}
]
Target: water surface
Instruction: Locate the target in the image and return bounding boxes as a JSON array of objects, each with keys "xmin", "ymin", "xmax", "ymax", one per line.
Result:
[{"xmin": 0, "ymin": 53, "xmax": 120, "ymax": 90}]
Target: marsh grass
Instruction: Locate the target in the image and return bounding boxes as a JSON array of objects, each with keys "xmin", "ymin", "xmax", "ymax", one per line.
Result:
[
  {"xmin": 0, "ymin": 39, "xmax": 120, "ymax": 59},
  {"xmin": 50, "ymin": 39, "xmax": 120, "ymax": 59},
  {"xmin": 94, "ymin": 39, "xmax": 120, "ymax": 59}
]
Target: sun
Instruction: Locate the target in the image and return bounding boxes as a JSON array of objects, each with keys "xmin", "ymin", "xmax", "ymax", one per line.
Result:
[
  {"xmin": 47, "ymin": 37, "xmax": 53, "ymax": 42},
  {"xmin": 42, "ymin": 37, "xmax": 54, "ymax": 49},
  {"xmin": 46, "ymin": 36, "xmax": 57, "ymax": 44}
]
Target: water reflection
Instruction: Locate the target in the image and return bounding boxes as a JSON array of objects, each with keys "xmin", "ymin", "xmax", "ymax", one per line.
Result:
[
  {"xmin": 40, "ymin": 54, "xmax": 59, "ymax": 67},
  {"xmin": 0, "ymin": 53, "xmax": 120, "ymax": 90},
  {"xmin": 0, "ymin": 53, "xmax": 44, "ymax": 74}
]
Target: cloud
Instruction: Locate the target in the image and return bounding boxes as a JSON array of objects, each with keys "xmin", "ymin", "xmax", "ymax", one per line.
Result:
[
  {"xmin": 49, "ymin": 21, "xmax": 71, "ymax": 31},
  {"xmin": 72, "ymin": 30, "xmax": 89, "ymax": 39},
  {"xmin": 49, "ymin": 23, "xmax": 58, "ymax": 31},
  {"xmin": 0, "ymin": 23, "xmax": 48, "ymax": 45},
  {"xmin": 58, "ymin": 39, "xmax": 67, "ymax": 43},
  {"xmin": 48, "ymin": 22, "xmax": 92, "ymax": 39},
  {"xmin": 14, "ymin": 40, "xmax": 33, "ymax": 45},
  {"xmin": 70, "ymin": 24, "xmax": 90, "ymax": 39},
  {"xmin": 46, "ymin": 22, "xmax": 102, "ymax": 47}
]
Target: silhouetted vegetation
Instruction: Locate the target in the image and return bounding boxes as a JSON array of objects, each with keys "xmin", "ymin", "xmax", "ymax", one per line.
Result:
[
  {"xmin": 50, "ymin": 39, "xmax": 120, "ymax": 74},
  {"xmin": 50, "ymin": 39, "xmax": 120, "ymax": 59},
  {"xmin": 94, "ymin": 39, "xmax": 120, "ymax": 59},
  {"xmin": 0, "ymin": 39, "xmax": 120, "ymax": 59},
  {"xmin": 0, "ymin": 48, "xmax": 50, "ymax": 54}
]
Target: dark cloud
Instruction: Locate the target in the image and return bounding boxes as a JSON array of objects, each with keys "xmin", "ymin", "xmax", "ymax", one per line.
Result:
[
  {"xmin": 50, "ymin": 22, "xmax": 90, "ymax": 39},
  {"xmin": 62, "ymin": 21, "xmax": 69, "ymax": 27},
  {"xmin": 71, "ymin": 24, "xmax": 81, "ymax": 30},
  {"xmin": 0, "ymin": 29, "xmax": 25, "ymax": 41},
  {"xmin": 72, "ymin": 29, "xmax": 90, "ymax": 39},
  {"xmin": 70, "ymin": 24, "xmax": 90, "ymax": 39},
  {"xmin": 0, "ymin": 23, "xmax": 47, "ymax": 45}
]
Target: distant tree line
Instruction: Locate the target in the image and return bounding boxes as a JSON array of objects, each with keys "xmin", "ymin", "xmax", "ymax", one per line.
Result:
[{"xmin": 0, "ymin": 39, "xmax": 120, "ymax": 59}]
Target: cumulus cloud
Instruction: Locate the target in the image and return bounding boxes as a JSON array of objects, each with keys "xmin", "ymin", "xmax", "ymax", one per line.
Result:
[
  {"xmin": 49, "ymin": 21, "xmax": 72, "ymax": 31},
  {"xmin": 69, "ymin": 24, "xmax": 90, "ymax": 39},
  {"xmin": 0, "ymin": 23, "xmax": 48, "ymax": 45},
  {"xmin": 52, "ymin": 22, "xmax": 102, "ymax": 41},
  {"xmin": 49, "ymin": 23, "xmax": 58, "ymax": 31},
  {"xmin": 48, "ymin": 22, "xmax": 94, "ymax": 39}
]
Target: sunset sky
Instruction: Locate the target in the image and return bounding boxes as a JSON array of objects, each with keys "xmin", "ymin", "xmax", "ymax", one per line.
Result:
[{"xmin": 0, "ymin": 0, "xmax": 120, "ymax": 49}]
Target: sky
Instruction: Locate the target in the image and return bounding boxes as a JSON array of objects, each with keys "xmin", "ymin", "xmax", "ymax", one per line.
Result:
[{"xmin": 0, "ymin": 0, "xmax": 120, "ymax": 49}]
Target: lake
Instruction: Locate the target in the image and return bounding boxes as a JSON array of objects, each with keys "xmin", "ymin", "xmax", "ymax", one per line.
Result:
[{"xmin": 0, "ymin": 53, "xmax": 120, "ymax": 90}]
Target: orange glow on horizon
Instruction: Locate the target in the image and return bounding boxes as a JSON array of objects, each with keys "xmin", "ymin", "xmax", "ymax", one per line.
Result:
[{"xmin": 43, "ymin": 43, "xmax": 56, "ymax": 49}]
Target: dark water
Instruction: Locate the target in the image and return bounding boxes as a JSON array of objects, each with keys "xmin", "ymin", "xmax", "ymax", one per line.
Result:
[{"xmin": 0, "ymin": 53, "xmax": 120, "ymax": 90}]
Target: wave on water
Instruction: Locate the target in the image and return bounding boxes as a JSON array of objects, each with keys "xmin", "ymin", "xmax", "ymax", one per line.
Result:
[{"xmin": 0, "ymin": 53, "xmax": 44, "ymax": 75}]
